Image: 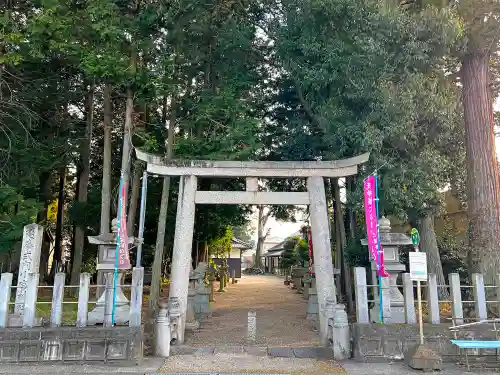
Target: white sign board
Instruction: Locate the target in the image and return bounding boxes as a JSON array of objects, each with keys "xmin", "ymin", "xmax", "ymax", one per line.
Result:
[{"xmin": 409, "ymin": 252, "xmax": 427, "ymax": 281}]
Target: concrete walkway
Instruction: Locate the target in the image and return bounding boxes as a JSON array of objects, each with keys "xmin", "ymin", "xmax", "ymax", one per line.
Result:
[{"xmin": 185, "ymin": 275, "xmax": 319, "ymax": 347}]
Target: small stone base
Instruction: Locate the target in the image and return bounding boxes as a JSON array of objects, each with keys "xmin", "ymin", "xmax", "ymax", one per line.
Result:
[
  {"xmin": 7, "ymin": 314, "xmax": 43, "ymax": 327},
  {"xmin": 404, "ymin": 343, "xmax": 442, "ymax": 371},
  {"xmin": 185, "ymin": 320, "xmax": 200, "ymax": 330}
]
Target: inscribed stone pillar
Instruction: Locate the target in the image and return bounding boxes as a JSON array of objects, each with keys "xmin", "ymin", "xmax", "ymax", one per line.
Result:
[
  {"xmin": 168, "ymin": 175, "xmax": 197, "ymax": 344},
  {"xmin": 15, "ymin": 224, "xmax": 43, "ymax": 315},
  {"xmin": 307, "ymin": 176, "xmax": 337, "ymax": 346}
]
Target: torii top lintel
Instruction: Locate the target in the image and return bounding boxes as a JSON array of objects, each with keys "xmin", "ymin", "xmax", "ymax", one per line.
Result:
[{"xmin": 135, "ymin": 149, "xmax": 370, "ymax": 178}]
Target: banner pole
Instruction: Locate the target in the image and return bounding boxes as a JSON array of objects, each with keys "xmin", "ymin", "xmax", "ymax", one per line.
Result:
[
  {"xmin": 111, "ymin": 175, "xmax": 124, "ymax": 326},
  {"xmin": 374, "ymin": 173, "xmax": 383, "ymax": 323}
]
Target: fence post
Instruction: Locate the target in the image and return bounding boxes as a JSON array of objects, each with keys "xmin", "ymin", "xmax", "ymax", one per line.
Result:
[
  {"xmin": 23, "ymin": 272, "xmax": 39, "ymax": 328},
  {"xmin": 0, "ymin": 273, "xmax": 13, "ymax": 328},
  {"xmin": 50, "ymin": 272, "xmax": 65, "ymax": 327},
  {"xmin": 427, "ymin": 274, "xmax": 440, "ymax": 324},
  {"xmin": 403, "ymin": 273, "xmax": 416, "ymax": 324},
  {"xmin": 77, "ymin": 273, "xmax": 90, "ymax": 327},
  {"xmin": 472, "ymin": 273, "xmax": 487, "ymax": 321},
  {"xmin": 381, "ymin": 276, "xmax": 392, "ymax": 324},
  {"xmin": 449, "ymin": 273, "xmax": 463, "ymax": 325},
  {"xmin": 497, "ymin": 274, "xmax": 500, "ymax": 317},
  {"xmin": 103, "ymin": 272, "xmax": 114, "ymax": 327},
  {"xmin": 129, "ymin": 267, "xmax": 144, "ymax": 327},
  {"xmin": 354, "ymin": 267, "xmax": 369, "ymax": 324}
]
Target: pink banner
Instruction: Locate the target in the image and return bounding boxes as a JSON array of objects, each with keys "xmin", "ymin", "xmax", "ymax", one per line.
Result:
[
  {"xmin": 363, "ymin": 176, "xmax": 388, "ymax": 277},
  {"xmin": 118, "ymin": 182, "xmax": 131, "ymax": 269}
]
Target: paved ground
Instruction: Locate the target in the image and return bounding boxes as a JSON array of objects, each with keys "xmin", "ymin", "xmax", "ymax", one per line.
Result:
[
  {"xmin": 185, "ymin": 275, "xmax": 319, "ymax": 348},
  {"xmin": 0, "ymin": 356, "xmax": 494, "ymax": 374}
]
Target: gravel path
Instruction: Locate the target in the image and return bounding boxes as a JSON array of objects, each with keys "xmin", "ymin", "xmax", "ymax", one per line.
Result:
[
  {"xmin": 185, "ymin": 275, "xmax": 320, "ymax": 347},
  {"xmin": 159, "ymin": 353, "xmax": 344, "ymax": 374}
]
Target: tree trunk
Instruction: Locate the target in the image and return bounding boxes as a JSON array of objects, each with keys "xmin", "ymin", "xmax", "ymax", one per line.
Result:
[
  {"xmin": 38, "ymin": 171, "xmax": 52, "ymax": 283},
  {"xmin": 100, "ymin": 83, "xmax": 113, "ymax": 234},
  {"xmin": 127, "ymin": 159, "xmax": 142, "ymax": 236},
  {"xmin": 70, "ymin": 83, "xmax": 94, "ymax": 286},
  {"xmin": 51, "ymin": 166, "xmax": 66, "ymax": 280},
  {"xmin": 255, "ymin": 205, "xmax": 270, "ymax": 269},
  {"xmin": 417, "ymin": 213, "xmax": 449, "ymax": 300},
  {"xmin": 332, "ymin": 178, "xmax": 354, "ymax": 313},
  {"xmin": 120, "ymin": 85, "xmax": 134, "ymax": 204},
  {"xmin": 461, "ymin": 52, "xmax": 500, "ymax": 287},
  {"xmin": 150, "ymin": 95, "xmax": 176, "ymax": 309}
]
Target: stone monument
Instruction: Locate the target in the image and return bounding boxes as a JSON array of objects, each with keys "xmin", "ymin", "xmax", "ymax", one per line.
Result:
[
  {"xmin": 9, "ymin": 224, "xmax": 44, "ymax": 326},
  {"xmin": 192, "ymin": 262, "xmax": 211, "ymax": 318},
  {"xmin": 361, "ymin": 216, "xmax": 412, "ymax": 323},
  {"xmin": 87, "ymin": 219, "xmax": 135, "ymax": 325}
]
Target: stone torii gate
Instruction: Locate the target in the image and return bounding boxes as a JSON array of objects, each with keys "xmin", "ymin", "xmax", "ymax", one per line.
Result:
[{"xmin": 136, "ymin": 149, "xmax": 369, "ymax": 346}]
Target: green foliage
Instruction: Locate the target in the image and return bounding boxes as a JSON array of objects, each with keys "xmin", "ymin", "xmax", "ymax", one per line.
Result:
[
  {"xmin": 0, "ymin": 186, "xmax": 40, "ymax": 253},
  {"xmin": 280, "ymin": 236, "xmax": 299, "ymax": 269},
  {"xmin": 266, "ymin": 0, "xmax": 463, "ymax": 228},
  {"xmin": 344, "ymin": 237, "xmax": 370, "ymax": 267},
  {"xmin": 295, "ymin": 238, "xmax": 309, "ymax": 267},
  {"xmin": 208, "ymin": 226, "xmax": 234, "ymax": 258}
]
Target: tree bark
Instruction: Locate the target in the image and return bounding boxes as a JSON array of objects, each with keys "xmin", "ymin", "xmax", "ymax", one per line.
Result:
[
  {"xmin": 417, "ymin": 213, "xmax": 449, "ymax": 300},
  {"xmin": 461, "ymin": 52, "xmax": 500, "ymax": 287},
  {"xmin": 332, "ymin": 179, "xmax": 354, "ymax": 313},
  {"xmin": 150, "ymin": 95, "xmax": 176, "ymax": 309},
  {"xmin": 38, "ymin": 171, "xmax": 52, "ymax": 283},
  {"xmin": 100, "ymin": 83, "xmax": 113, "ymax": 234},
  {"xmin": 70, "ymin": 83, "xmax": 94, "ymax": 286},
  {"xmin": 120, "ymin": 85, "xmax": 134, "ymax": 205},
  {"xmin": 255, "ymin": 205, "xmax": 270, "ymax": 269},
  {"xmin": 127, "ymin": 159, "xmax": 142, "ymax": 236},
  {"xmin": 51, "ymin": 166, "xmax": 66, "ymax": 280}
]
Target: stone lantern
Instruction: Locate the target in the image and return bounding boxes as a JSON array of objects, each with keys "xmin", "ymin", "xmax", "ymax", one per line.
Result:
[
  {"xmin": 361, "ymin": 216, "xmax": 412, "ymax": 323},
  {"xmin": 87, "ymin": 218, "xmax": 135, "ymax": 325}
]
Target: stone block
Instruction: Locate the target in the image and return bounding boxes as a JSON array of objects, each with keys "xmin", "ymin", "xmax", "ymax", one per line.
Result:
[
  {"xmin": 244, "ymin": 346, "xmax": 268, "ymax": 356},
  {"xmin": 63, "ymin": 340, "xmax": 85, "ymax": 361},
  {"xmin": 306, "ymin": 288, "xmax": 319, "ymax": 321},
  {"xmin": 85, "ymin": 340, "xmax": 107, "ymax": 361},
  {"xmin": 0, "ymin": 342, "xmax": 19, "ymax": 362},
  {"xmin": 293, "ymin": 347, "xmax": 334, "ymax": 359},
  {"xmin": 383, "ymin": 338, "xmax": 403, "ymax": 360},
  {"xmin": 42, "ymin": 340, "xmax": 62, "ymax": 361},
  {"xmin": 194, "ymin": 347, "xmax": 215, "ymax": 355},
  {"xmin": 404, "ymin": 343, "xmax": 442, "ymax": 371},
  {"xmin": 268, "ymin": 347, "xmax": 294, "ymax": 358},
  {"xmin": 215, "ymin": 346, "xmax": 244, "ymax": 354},
  {"xmin": 107, "ymin": 340, "xmax": 129, "ymax": 360},
  {"xmin": 19, "ymin": 340, "xmax": 41, "ymax": 361}
]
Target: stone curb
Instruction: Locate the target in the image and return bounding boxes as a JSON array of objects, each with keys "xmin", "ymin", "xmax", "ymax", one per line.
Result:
[{"xmin": 169, "ymin": 346, "xmax": 335, "ymax": 359}]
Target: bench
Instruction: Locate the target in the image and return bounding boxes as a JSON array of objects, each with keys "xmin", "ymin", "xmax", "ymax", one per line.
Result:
[{"xmin": 450, "ymin": 340, "xmax": 500, "ymax": 371}]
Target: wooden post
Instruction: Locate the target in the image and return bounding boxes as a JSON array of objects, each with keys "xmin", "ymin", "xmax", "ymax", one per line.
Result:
[
  {"xmin": 50, "ymin": 272, "xmax": 65, "ymax": 327},
  {"xmin": 129, "ymin": 267, "xmax": 144, "ymax": 327},
  {"xmin": 23, "ymin": 273, "xmax": 39, "ymax": 328},
  {"xmin": 472, "ymin": 273, "xmax": 487, "ymax": 321},
  {"xmin": 77, "ymin": 273, "xmax": 90, "ymax": 327},
  {"xmin": 427, "ymin": 274, "xmax": 440, "ymax": 324},
  {"xmin": 231, "ymin": 269, "xmax": 236, "ymax": 284},
  {"xmin": 0, "ymin": 273, "xmax": 13, "ymax": 328},
  {"xmin": 449, "ymin": 273, "xmax": 463, "ymax": 325},
  {"xmin": 402, "ymin": 273, "xmax": 416, "ymax": 324},
  {"xmin": 353, "ymin": 267, "xmax": 369, "ymax": 323}
]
